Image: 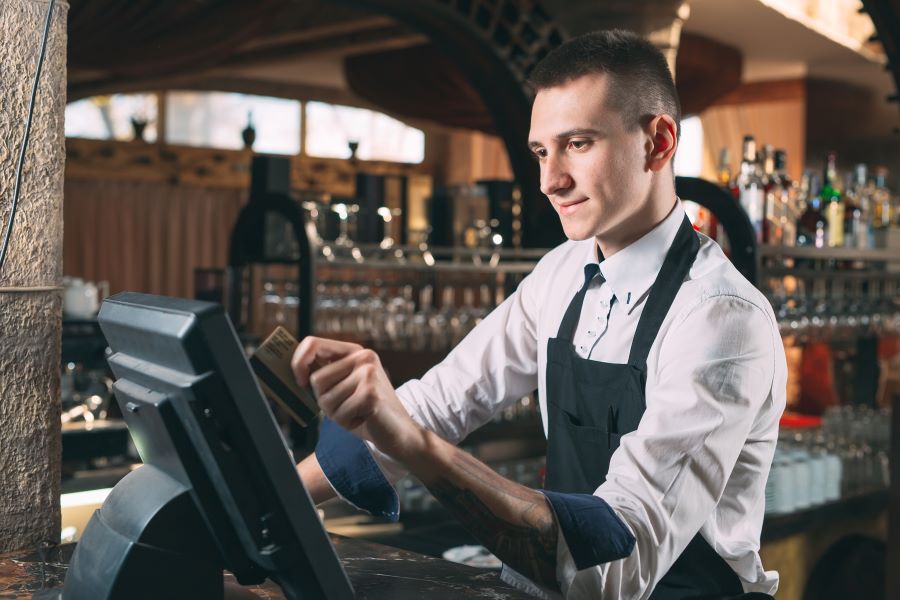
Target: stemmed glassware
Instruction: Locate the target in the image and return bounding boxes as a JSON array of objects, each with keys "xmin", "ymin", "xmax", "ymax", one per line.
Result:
[
  {"xmin": 301, "ymin": 280, "xmax": 504, "ymax": 352},
  {"xmin": 769, "ymin": 273, "xmax": 899, "ymax": 340}
]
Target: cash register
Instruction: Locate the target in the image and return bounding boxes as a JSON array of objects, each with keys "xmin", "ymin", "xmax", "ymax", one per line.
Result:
[{"xmin": 57, "ymin": 293, "xmax": 354, "ymax": 599}]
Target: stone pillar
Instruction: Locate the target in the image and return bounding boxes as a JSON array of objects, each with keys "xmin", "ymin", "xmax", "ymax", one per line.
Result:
[
  {"xmin": 0, "ymin": 0, "xmax": 67, "ymax": 552},
  {"xmin": 540, "ymin": 0, "xmax": 691, "ymax": 77}
]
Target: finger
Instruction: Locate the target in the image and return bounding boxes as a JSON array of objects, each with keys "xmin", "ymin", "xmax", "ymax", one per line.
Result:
[
  {"xmin": 291, "ymin": 337, "xmax": 362, "ymax": 386},
  {"xmin": 309, "ymin": 348, "xmax": 379, "ymax": 399},
  {"xmin": 329, "ymin": 384, "xmax": 375, "ymax": 432},
  {"xmin": 317, "ymin": 368, "xmax": 365, "ymax": 419}
]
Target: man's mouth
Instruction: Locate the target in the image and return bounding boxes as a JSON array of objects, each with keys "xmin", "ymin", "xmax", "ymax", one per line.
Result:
[{"xmin": 556, "ymin": 198, "xmax": 588, "ymax": 216}]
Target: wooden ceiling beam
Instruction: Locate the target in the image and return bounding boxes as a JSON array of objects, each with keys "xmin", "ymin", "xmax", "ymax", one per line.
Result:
[
  {"xmin": 234, "ymin": 15, "xmax": 397, "ymax": 53},
  {"xmin": 67, "ymin": 72, "xmax": 358, "ymax": 104},
  {"xmin": 68, "ymin": 23, "xmax": 426, "ymax": 99},
  {"xmin": 224, "ymin": 24, "xmax": 425, "ymax": 68}
]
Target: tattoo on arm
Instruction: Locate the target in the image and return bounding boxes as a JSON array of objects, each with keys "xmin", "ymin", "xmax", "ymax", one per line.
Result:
[{"xmin": 423, "ymin": 449, "xmax": 560, "ymax": 589}]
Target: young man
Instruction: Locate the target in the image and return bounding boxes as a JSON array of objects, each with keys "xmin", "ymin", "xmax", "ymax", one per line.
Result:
[{"xmin": 292, "ymin": 30, "xmax": 785, "ymax": 599}]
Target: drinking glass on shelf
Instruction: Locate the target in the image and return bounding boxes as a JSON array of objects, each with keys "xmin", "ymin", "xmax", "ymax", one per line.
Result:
[
  {"xmin": 301, "ymin": 196, "xmax": 336, "ymax": 262},
  {"xmin": 331, "ymin": 202, "xmax": 364, "ymax": 263},
  {"xmin": 409, "ymin": 285, "xmax": 435, "ymax": 352},
  {"xmin": 453, "ymin": 288, "xmax": 477, "ymax": 347},
  {"xmin": 384, "ymin": 285, "xmax": 415, "ymax": 350},
  {"xmin": 473, "ymin": 285, "xmax": 492, "ymax": 328},
  {"xmin": 809, "ymin": 277, "xmax": 828, "ymax": 339},
  {"xmin": 300, "ymin": 195, "xmax": 330, "ymax": 246},
  {"xmin": 409, "ymin": 227, "xmax": 436, "ymax": 267},
  {"xmin": 261, "ymin": 280, "xmax": 285, "ymax": 333},
  {"xmin": 426, "ymin": 286, "xmax": 454, "ymax": 352},
  {"xmin": 283, "ymin": 281, "xmax": 300, "ymax": 336},
  {"xmin": 377, "ymin": 206, "xmax": 404, "ymax": 250}
]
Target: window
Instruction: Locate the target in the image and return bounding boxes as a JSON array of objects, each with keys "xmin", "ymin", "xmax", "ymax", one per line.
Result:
[
  {"xmin": 166, "ymin": 92, "xmax": 301, "ymax": 155},
  {"xmin": 305, "ymin": 101, "xmax": 425, "ymax": 164},
  {"xmin": 674, "ymin": 116, "xmax": 703, "ymax": 177},
  {"xmin": 65, "ymin": 92, "xmax": 426, "ymax": 165},
  {"xmin": 65, "ymin": 93, "xmax": 158, "ymax": 142}
]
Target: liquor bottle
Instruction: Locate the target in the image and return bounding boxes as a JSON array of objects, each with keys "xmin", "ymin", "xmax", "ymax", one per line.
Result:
[
  {"xmin": 717, "ymin": 148, "xmax": 732, "ymax": 187},
  {"xmin": 762, "ymin": 145, "xmax": 780, "ymax": 244},
  {"xmin": 736, "ymin": 135, "xmax": 765, "ymax": 243},
  {"xmin": 842, "ymin": 171, "xmax": 859, "ymax": 249},
  {"xmin": 822, "ymin": 152, "xmax": 844, "ymax": 247},
  {"xmin": 705, "ymin": 148, "xmax": 731, "ymax": 243},
  {"xmin": 845, "ymin": 164, "xmax": 873, "ymax": 249},
  {"xmin": 796, "ymin": 173, "xmax": 827, "ymax": 248},
  {"xmin": 872, "ymin": 166, "xmax": 893, "ymax": 248},
  {"xmin": 774, "ymin": 150, "xmax": 796, "ymax": 246}
]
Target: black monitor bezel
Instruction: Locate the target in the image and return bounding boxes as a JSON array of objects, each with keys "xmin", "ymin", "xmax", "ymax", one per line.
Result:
[{"xmin": 98, "ymin": 292, "xmax": 353, "ymax": 599}]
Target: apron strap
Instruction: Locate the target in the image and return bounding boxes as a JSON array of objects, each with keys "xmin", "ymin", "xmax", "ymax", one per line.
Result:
[
  {"xmin": 627, "ymin": 216, "xmax": 700, "ymax": 369},
  {"xmin": 555, "ymin": 263, "xmax": 602, "ymax": 342}
]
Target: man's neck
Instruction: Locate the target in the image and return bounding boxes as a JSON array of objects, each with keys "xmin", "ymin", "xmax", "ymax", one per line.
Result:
[{"xmin": 595, "ymin": 193, "xmax": 678, "ymax": 260}]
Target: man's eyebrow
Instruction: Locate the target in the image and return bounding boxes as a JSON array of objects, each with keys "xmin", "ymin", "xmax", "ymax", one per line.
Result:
[
  {"xmin": 528, "ymin": 128, "xmax": 602, "ymax": 149},
  {"xmin": 555, "ymin": 128, "xmax": 601, "ymax": 139}
]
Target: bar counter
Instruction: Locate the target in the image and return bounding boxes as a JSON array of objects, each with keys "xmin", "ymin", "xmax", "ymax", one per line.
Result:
[{"xmin": 0, "ymin": 535, "xmax": 534, "ymax": 599}]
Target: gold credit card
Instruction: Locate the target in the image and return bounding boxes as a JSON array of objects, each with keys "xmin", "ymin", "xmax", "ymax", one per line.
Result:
[{"xmin": 250, "ymin": 326, "xmax": 319, "ymax": 427}]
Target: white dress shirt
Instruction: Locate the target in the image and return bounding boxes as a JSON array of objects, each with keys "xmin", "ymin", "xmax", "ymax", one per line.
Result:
[{"xmin": 361, "ymin": 200, "xmax": 786, "ymax": 599}]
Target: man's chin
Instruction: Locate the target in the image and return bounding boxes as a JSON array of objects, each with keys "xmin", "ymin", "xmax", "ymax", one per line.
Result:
[{"xmin": 560, "ymin": 227, "xmax": 596, "ymax": 242}]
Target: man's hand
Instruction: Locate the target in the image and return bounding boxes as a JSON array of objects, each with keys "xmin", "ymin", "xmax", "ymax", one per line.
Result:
[
  {"xmin": 292, "ymin": 336, "xmax": 560, "ymax": 591},
  {"xmin": 290, "ymin": 336, "xmax": 424, "ymax": 460}
]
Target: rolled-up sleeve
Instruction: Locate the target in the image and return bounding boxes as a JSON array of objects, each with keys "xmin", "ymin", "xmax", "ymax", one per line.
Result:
[
  {"xmin": 315, "ymin": 416, "xmax": 399, "ymax": 520},
  {"xmin": 557, "ymin": 295, "xmax": 779, "ymax": 599},
  {"xmin": 541, "ymin": 491, "xmax": 636, "ymax": 569}
]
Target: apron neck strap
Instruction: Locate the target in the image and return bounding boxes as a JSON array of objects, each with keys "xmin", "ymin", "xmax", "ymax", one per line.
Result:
[
  {"xmin": 556, "ymin": 263, "xmax": 602, "ymax": 342},
  {"xmin": 627, "ymin": 215, "xmax": 700, "ymax": 369}
]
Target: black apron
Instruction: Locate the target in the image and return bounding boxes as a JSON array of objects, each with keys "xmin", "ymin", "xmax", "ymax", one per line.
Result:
[{"xmin": 544, "ymin": 216, "xmax": 752, "ymax": 600}]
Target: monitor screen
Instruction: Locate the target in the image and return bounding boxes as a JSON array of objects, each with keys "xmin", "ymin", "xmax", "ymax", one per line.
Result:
[{"xmin": 87, "ymin": 292, "xmax": 353, "ymax": 599}]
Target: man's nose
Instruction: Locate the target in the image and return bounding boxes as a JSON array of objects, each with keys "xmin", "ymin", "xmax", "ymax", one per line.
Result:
[{"xmin": 539, "ymin": 155, "xmax": 574, "ymax": 197}]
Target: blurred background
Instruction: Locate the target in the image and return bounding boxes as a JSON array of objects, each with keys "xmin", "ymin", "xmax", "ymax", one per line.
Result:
[{"xmin": 36, "ymin": 1, "xmax": 900, "ymax": 598}]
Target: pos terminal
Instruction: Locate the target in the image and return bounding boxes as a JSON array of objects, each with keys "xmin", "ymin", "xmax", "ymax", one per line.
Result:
[{"xmin": 59, "ymin": 293, "xmax": 354, "ymax": 600}]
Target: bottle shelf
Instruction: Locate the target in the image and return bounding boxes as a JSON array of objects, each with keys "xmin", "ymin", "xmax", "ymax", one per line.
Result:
[
  {"xmin": 759, "ymin": 245, "xmax": 900, "ymax": 262},
  {"xmin": 319, "ymin": 256, "xmax": 538, "ymax": 274}
]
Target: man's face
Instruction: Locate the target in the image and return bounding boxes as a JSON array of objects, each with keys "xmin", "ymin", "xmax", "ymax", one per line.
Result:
[{"xmin": 528, "ymin": 73, "xmax": 653, "ymax": 243}]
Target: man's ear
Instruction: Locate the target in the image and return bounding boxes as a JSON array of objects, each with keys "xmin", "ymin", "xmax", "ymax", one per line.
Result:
[{"xmin": 645, "ymin": 115, "xmax": 678, "ymax": 172}]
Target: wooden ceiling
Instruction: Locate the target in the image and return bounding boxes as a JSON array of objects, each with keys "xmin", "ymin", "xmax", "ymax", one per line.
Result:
[
  {"xmin": 67, "ymin": 1, "xmax": 423, "ymax": 100},
  {"xmin": 65, "ymin": 0, "xmax": 900, "ymax": 142},
  {"xmin": 66, "ymin": 0, "xmax": 752, "ymax": 133}
]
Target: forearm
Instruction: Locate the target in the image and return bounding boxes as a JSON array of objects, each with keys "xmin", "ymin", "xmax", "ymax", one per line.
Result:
[
  {"xmin": 290, "ymin": 335, "xmax": 556, "ymax": 587},
  {"xmin": 296, "ymin": 452, "xmax": 337, "ymax": 505},
  {"xmin": 399, "ymin": 428, "xmax": 560, "ymax": 590}
]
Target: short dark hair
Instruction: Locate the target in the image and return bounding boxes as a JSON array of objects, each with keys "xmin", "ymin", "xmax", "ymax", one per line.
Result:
[{"xmin": 528, "ymin": 29, "xmax": 681, "ymax": 139}]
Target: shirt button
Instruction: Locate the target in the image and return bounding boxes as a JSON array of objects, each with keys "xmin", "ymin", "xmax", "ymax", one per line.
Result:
[
  {"xmin": 587, "ymin": 330, "xmax": 596, "ymax": 337},
  {"xmin": 578, "ymin": 345, "xmax": 587, "ymax": 354}
]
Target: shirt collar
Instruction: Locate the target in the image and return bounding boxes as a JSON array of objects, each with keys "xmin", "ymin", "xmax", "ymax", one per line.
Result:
[{"xmin": 583, "ymin": 199, "xmax": 686, "ymax": 314}]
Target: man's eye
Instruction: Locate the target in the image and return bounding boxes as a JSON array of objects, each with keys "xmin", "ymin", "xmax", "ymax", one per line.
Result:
[
  {"xmin": 532, "ymin": 148, "xmax": 547, "ymax": 159},
  {"xmin": 569, "ymin": 140, "xmax": 589, "ymax": 150}
]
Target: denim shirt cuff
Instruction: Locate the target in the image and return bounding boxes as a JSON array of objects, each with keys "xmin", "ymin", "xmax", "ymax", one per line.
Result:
[
  {"xmin": 539, "ymin": 490, "xmax": 635, "ymax": 570},
  {"xmin": 315, "ymin": 416, "xmax": 399, "ymax": 521}
]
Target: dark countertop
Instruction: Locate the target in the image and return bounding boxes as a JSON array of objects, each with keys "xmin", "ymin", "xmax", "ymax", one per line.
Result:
[
  {"xmin": 0, "ymin": 535, "xmax": 536, "ymax": 600},
  {"xmin": 361, "ymin": 489, "xmax": 891, "ymax": 559}
]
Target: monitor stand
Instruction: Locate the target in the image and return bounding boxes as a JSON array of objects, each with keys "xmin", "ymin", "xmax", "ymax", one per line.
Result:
[{"xmin": 60, "ymin": 465, "xmax": 239, "ymax": 600}]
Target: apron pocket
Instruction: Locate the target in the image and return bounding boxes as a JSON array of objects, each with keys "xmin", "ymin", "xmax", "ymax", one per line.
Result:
[{"xmin": 551, "ymin": 401, "xmax": 621, "ymax": 451}]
